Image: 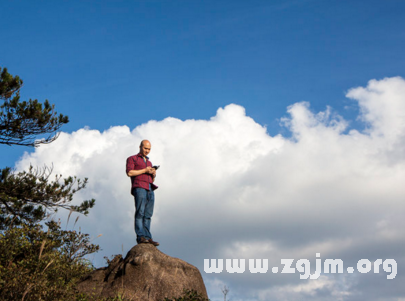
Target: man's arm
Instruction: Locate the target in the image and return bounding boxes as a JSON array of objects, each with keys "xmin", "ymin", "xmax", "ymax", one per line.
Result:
[{"xmin": 127, "ymin": 166, "xmax": 154, "ymax": 177}]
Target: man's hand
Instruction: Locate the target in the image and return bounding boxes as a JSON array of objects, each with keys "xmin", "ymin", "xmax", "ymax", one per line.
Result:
[{"xmin": 145, "ymin": 166, "xmax": 154, "ymax": 174}]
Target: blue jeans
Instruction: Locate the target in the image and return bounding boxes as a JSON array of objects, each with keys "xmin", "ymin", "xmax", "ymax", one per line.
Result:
[{"xmin": 133, "ymin": 187, "xmax": 155, "ymax": 242}]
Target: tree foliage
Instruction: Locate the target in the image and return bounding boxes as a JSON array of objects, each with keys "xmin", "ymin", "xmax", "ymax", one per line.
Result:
[
  {"xmin": 0, "ymin": 66, "xmax": 95, "ymax": 227},
  {"xmin": 0, "ymin": 66, "xmax": 68, "ymax": 147},
  {"xmin": 0, "ymin": 66, "xmax": 99, "ymax": 300},
  {"xmin": 0, "ymin": 165, "xmax": 95, "ymax": 228}
]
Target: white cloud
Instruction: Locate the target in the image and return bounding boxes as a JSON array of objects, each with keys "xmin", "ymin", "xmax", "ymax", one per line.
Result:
[
  {"xmin": 256, "ymin": 274, "xmax": 356, "ymax": 301},
  {"xmin": 16, "ymin": 77, "xmax": 405, "ymax": 301}
]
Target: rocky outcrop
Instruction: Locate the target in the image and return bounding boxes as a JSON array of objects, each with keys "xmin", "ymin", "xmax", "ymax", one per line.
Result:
[{"xmin": 77, "ymin": 244, "xmax": 208, "ymax": 300}]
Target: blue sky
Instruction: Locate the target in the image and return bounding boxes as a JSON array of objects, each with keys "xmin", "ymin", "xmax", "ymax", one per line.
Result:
[
  {"xmin": 1, "ymin": 1, "xmax": 405, "ymax": 300},
  {"xmin": 2, "ymin": 0, "xmax": 404, "ymax": 141}
]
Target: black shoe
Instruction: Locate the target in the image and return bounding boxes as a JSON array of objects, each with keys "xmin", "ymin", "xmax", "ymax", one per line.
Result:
[
  {"xmin": 138, "ymin": 237, "xmax": 150, "ymax": 244},
  {"xmin": 148, "ymin": 239, "xmax": 159, "ymax": 246}
]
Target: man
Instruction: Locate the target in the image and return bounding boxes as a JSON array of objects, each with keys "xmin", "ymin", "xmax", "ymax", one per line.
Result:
[{"xmin": 126, "ymin": 139, "xmax": 159, "ymax": 246}]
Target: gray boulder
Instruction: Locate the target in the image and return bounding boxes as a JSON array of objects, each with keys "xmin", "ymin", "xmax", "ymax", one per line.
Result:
[{"xmin": 77, "ymin": 243, "xmax": 208, "ymax": 300}]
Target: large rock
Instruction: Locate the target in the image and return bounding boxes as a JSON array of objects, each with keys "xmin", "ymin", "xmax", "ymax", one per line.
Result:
[{"xmin": 77, "ymin": 244, "xmax": 208, "ymax": 300}]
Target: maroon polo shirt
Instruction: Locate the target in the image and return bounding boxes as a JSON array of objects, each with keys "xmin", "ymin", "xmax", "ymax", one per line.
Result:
[{"xmin": 126, "ymin": 153, "xmax": 158, "ymax": 191}]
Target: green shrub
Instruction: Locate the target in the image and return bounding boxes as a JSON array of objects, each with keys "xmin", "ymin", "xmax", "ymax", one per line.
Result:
[
  {"xmin": 162, "ymin": 289, "xmax": 210, "ymax": 301},
  {"xmin": 0, "ymin": 221, "xmax": 98, "ymax": 300}
]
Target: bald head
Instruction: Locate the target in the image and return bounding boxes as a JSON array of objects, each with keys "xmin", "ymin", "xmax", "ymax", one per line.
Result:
[{"xmin": 140, "ymin": 140, "xmax": 151, "ymax": 148}]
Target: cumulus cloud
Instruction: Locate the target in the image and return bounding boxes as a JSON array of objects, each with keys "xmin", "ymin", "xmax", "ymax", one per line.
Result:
[{"xmin": 16, "ymin": 77, "xmax": 405, "ymax": 301}]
